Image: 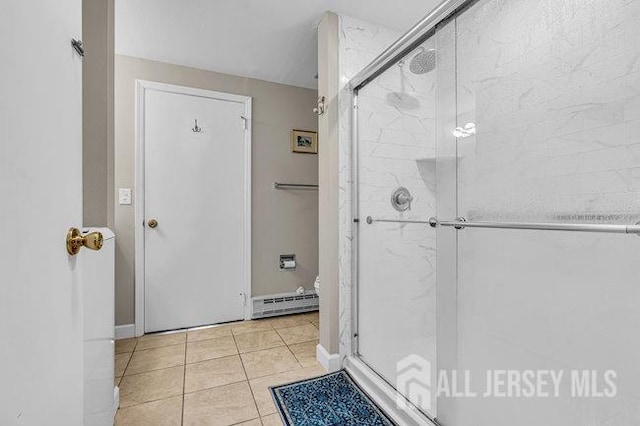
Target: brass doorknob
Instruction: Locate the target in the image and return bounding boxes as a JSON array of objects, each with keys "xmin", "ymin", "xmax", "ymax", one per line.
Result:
[
  {"xmin": 66, "ymin": 228, "xmax": 103, "ymax": 256},
  {"xmin": 147, "ymin": 219, "xmax": 158, "ymax": 229}
]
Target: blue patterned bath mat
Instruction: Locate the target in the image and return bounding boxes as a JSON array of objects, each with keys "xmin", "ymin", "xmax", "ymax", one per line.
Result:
[{"xmin": 270, "ymin": 370, "xmax": 395, "ymax": 425}]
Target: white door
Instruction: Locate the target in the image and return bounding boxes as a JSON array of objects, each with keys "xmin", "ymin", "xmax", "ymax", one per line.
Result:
[
  {"xmin": 0, "ymin": 0, "xmax": 85, "ymax": 425},
  {"xmin": 138, "ymin": 82, "xmax": 251, "ymax": 333}
]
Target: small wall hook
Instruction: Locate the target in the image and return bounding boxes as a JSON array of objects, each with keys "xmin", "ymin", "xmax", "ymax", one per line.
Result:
[
  {"xmin": 313, "ymin": 96, "xmax": 326, "ymax": 116},
  {"xmin": 71, "ymin": 39, "xmax": 85, "ymax": 58},
  {"xmin": 192, "ymin": 119, "xmax": 202, "ymax": 133}
]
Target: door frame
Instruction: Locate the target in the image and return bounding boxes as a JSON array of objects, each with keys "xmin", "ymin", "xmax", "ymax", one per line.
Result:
[{"xmin": 134, "ymin": 80, "xmax": 252, "ymax": 336}]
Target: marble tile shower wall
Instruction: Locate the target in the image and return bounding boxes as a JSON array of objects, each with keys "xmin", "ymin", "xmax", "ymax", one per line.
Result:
[
  {"xmin": 447, "ymin": 0, "xmax": 640, "ymax": 423},
  {"xmin": 456, "ymin": 0, "xmax": 640, "ymax": 222},
  {"xmin": 336, "ymin": 15, "xmax": 400, "ymax": 358},
  {"xmin": 355, "ymin": 39, "xmax": 438, "ymax": 391}
]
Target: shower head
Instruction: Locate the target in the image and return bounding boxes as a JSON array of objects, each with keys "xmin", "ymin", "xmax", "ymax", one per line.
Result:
[{"xmin": 409, "ymin": 47, "xmax": 436, "ymax": 74}]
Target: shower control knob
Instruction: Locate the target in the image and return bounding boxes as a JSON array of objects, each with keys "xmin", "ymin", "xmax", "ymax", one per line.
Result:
[
  {"xmin": 395, "ymin": 192, "xmax": 413, "ymax": 204},
  {"xmin": 147, "ymin": 219, "xmax": 158, "ymax": 229},
  {"xmin": 391, "ymin": 187, "xmax": 413, "ymax": 212}
]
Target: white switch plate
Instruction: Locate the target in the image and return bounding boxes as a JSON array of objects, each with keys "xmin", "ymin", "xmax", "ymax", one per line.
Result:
[{"xmin": 119, "ymin": 188, "xmax": 132, "ymax": 205}]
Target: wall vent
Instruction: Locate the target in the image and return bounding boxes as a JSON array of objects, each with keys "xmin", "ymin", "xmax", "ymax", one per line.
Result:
[{"xmin": 252, "ymin": 291, "xmax": 319, "ymax": 319}]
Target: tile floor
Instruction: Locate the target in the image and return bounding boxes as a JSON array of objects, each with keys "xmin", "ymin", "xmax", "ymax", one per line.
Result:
[{"xmin": 114, "ymin": 311, "xmax": 323, "ymax": 426}]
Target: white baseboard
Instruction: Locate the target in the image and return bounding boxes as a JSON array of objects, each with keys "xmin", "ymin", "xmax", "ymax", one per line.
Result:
[
  {"xmin": 115, "ymin": 324, "xmax": 135, "ymax": 340},
  {"xmin": 316, "ymin": 343, "xmax": 341, "ymax": 372},
  {"xmin": 83, "ymin": 386, "xmax": 119, "ymax": 426},
  {"xmin": 112, "ymin": 386, "xmax": 120, "ymax": 420}
]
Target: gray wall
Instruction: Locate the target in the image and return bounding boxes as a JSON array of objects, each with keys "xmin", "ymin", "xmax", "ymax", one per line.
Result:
[
  {"xmin": 114, "ymin": 55, "xmax": 319, "ymax": 325},
  {"xmin": 83, "ymin": 0, "xmax": 114, "ymax": 227}
]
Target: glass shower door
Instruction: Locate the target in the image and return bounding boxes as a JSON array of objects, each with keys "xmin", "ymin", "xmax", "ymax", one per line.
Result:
[
  {"xmin": 439, "ymin": 0, "xmax": 640, "ymax": 424},
  {"xmin": 355, "ymin": 37, "xmax": 439, "ymax": 418}
]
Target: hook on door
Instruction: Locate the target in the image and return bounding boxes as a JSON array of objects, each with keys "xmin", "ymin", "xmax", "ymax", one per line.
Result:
[
  {"xmin": 71, "ymin": 39, "xmax": 85, "ymax": 58},
  {"xmin": 192, "ymin": 119, "xmax": 202, "ymax": 133}
]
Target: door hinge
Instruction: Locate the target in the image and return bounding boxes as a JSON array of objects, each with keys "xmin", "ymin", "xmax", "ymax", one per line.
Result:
[{"xmin": 240, "ymin": 116, "xmax": 248, "ymax": 131}]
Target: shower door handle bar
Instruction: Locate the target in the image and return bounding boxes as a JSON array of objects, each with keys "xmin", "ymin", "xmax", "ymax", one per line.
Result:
[
  {"xmin": 429, "ymin": 217, "xmax": 640, "ymax": 235},
  {"xmin": 364, "ymin": 216, "xmax": 431, "ymax": 225}
]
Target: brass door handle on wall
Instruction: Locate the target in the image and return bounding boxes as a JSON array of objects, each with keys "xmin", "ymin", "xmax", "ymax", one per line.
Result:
[
  {"xmin": 147, "ymin": 219, "xmax": 158, "ymax": 229},
  {"xmin": 66, "ymin": 228, "xmax": 103, "ymax": 256}
]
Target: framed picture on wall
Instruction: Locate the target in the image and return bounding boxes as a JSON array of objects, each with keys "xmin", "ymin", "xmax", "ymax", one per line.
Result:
[{"xmin": 291, "ymin": 129, "xmax": 318, "ymax": 154}]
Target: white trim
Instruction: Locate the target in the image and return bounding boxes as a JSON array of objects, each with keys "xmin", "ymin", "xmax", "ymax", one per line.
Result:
[
  {"xmin": 134, "ymin": 80, "xmax": 252, "ymax": 337},
  {"xmin": 242, "ymin": 96, "xmax": 253, "ymax": 321},
  {"xmin": 344, "ymin": 356, "xmax": 436, "ymax": 426},
  {"xmin": 115, "ymin": 324, "xmax": 135, "ymax": 340},
  {"xmin": 134, "ymin": 81, "xmax": 145, "ymax": 337},
  {"xmin": 111, "ymin": 386, "xmax": 120, "ymax": 419},
  {"xmin": 316, "ymin": 343, "xmax": 341, "ymax": 372}
]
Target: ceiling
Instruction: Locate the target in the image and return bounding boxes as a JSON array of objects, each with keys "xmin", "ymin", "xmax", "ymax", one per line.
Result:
[{"xmin": 115, "ymin": 0, "xmax": 440, "ymax": 89}]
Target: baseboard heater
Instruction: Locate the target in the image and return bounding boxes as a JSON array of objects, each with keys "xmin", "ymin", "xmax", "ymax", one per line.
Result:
[{"xmin": 252, "ymin": 290, "xmax": 319, "ymax": 319}]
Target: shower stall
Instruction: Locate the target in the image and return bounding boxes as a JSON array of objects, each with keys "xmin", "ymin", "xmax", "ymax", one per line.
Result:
[{"xmin": 346, "ymin": 0, "xmax": 640, "ymax": 424}]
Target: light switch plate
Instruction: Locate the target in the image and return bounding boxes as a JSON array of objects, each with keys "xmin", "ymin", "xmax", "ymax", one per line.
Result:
[{"xmin": 119, "ymin": 188, "xmax": 132, "ymax": 205}]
